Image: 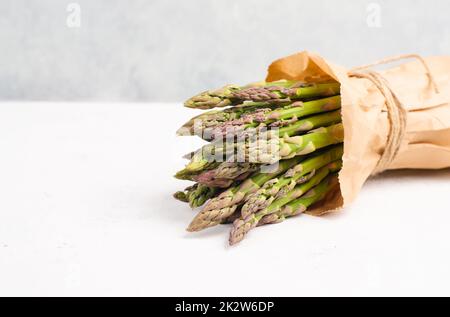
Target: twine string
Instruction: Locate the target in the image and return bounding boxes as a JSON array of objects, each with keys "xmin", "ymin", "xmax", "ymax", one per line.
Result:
[{"xmin": 348, "ymin": 54, "xmax": 439, "ymax": 175}]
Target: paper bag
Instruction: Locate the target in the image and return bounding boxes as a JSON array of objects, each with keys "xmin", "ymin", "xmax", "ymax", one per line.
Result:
[{"xmin": 266, "ymin": 51, "xmax": 450, "ymax": 215}]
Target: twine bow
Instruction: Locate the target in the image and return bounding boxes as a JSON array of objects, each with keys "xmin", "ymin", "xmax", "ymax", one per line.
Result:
[{"xmin": 348, "ymin": 54, "xmax": 440, "ymax": 175}]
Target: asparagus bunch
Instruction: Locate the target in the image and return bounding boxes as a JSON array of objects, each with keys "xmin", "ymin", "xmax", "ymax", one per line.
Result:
[{"xmin": 174, "ymin": 79, "xmax": 344, "ymax": 245}]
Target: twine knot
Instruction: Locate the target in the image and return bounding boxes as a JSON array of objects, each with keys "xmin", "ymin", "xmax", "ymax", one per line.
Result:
[{"xmin": 348, "ymin": 54, "xmax": 440, "ymax": 175}]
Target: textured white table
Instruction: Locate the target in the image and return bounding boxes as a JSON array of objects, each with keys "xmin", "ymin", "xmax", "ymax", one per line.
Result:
[{"xmin": 0, "ymin": 102, "xmax": 449, "ymax": 296}]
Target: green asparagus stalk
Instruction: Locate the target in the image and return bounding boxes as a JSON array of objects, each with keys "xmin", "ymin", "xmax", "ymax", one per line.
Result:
[
  {"xmin": 186, "ymin": 156, "xmax": 304, "ymax": 232},
  {"xmin": 277, "ymin": 110, "xmax": 341, "ymax": 136},
  {"xmin": 229, "ymin": 174, "xmax": 339, "ymax": 245},
  {"xmin": 259, "ymin": 122, "xmax": 344, "ymax": 162},
  {"xmin": 184, "ymin": 81, "xmax": 340, "ymax": 109},
  {"xmin": 259, "ymin": 175, "xmax": 339, "ymax": 225},
  {"xmin": 232, "ymin": 83, "xmax": 340, "ymax": 103},
  {"xmin": 240, "ymin": 146, "xmax": 343, "ymax": 219},
  {"xmin": 255, "ymin": 95, "xmax": 341, "ymax": 122},
  {"xmin": 173, "ymin": 183, "xmax": 219, "ymax": 208}
]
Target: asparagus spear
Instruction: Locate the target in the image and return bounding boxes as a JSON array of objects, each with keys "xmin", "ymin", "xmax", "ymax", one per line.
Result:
[
  {"xmin": 186, "ymin": 156, "xmax": 304, "ymax": 232},
  {"xmin": 240, "ymin": 146, "xmax": 343, "ymax": 219},
  {"xmin": 184, "ymin": 80, "xmax": 295, "ymax": 109},
  {"xmin": 254, "ymin": 95, "xmax": 341, "ymax": 122},
  {"xmin": 259, "ymin": 175, "xmax": 339, "ymax": 225},
  {"xmin": 173, "ymin": 183, "xmax": 219, "ymax": 208},
  {"xmin": 229, "ymin": 175, "xmax": 339, "ymax": 245},
  {"xmin": 232, "ymin": 83, "xmax": 340, "ymax": 103},
  {"xmin": 184, "ymin": 81, "xmax": 340, "ymax": 109},
  {"xmin": 277, "ymin": 109, "xmax": 341, "ymax": 136}
]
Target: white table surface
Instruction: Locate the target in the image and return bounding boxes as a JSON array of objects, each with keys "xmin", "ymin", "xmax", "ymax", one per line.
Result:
[{"xmin": 0, "ymin": 102, "xmax": 449, "ymax": 297}]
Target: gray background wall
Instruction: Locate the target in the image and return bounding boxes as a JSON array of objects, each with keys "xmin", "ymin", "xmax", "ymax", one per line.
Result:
[{"xmin": 0, "ymin": 0, "xmax": 448, "ymax": 102}]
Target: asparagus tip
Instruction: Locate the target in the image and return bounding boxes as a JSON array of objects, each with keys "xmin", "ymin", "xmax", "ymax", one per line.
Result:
[
  {"xmin": 186, "ymin": 221, "xmax": 207, "ymax": 232},
  {"xmin": 173, "ymin": 191, "xmax": 188, "ymax": 202}
]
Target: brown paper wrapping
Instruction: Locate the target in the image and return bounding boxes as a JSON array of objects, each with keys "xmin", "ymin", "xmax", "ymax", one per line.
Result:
[{"xmin": 266, "ymin": 51, "xmax": 450, "ymax": 215}]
